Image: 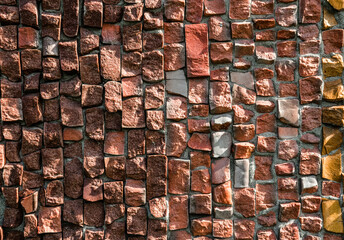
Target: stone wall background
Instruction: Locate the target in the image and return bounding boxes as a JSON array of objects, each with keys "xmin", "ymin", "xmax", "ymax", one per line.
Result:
[{"xmin": 0, "ymin": 0, "xmax": 343, "ymax": 239}]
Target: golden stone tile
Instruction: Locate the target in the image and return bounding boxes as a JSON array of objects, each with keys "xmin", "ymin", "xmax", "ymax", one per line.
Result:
[
  {"xmin": 322, "ymin": 199, "xmax": 344, "ymax": 233},
  {"xmin": 322, "ymin": 149, "xmax": 342, "ymax": 182},
  {"xmin": 323, "ymin": 79, "xmax": 344, "ymax": 102},
  {"xmin": 322, "ymin": 54, "xmax": 344, "ymax": 78},
  {"xmin": 322, "ymin": 126, "xmax": 343, "ymax": 155}
]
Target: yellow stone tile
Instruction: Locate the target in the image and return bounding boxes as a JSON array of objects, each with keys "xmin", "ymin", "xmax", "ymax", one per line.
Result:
[
  {"xmin": 322, "ymin": 199, "xmax": 344, "ymax": 233},
  {"xmin": 328, "ymin": 0, "xmax": 344, "ymax": 10},
  {"xmin": 324, "ymin": 8, "xmax": 337, "ymax": 29},
  {"xmin": 322, "ymin": 149, "xmax": 342, "ymax": 182},
  {"xmin": 323, "ymin": 79, "xmax": 344, "ymax": 102},
  {"xmin": 322, "ymin": 106, "xmax": 344, "ymax": 126},
  {"xmin": 322, "ymin": 126, "xmax": 343, "ymax": 155},
  {"xmin": 322, "ymin": 54, "xmax": 344, "ymax": 78}
]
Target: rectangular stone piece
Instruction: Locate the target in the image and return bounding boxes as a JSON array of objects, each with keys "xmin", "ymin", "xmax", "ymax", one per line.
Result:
[{"xmin": 185, "ymin": 23, "xmax": 210, "ymax": 77}]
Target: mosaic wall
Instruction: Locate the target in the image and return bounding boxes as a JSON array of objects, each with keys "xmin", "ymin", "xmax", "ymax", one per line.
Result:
[{"xmin": 1, "ymin": 0, "xmax": 344, "ymax": 239}]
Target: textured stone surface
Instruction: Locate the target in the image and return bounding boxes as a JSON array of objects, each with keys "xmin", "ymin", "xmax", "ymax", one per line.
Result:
[{"xmin": 0, "ymin": 1, "xmax": 338, "ymax": 238}]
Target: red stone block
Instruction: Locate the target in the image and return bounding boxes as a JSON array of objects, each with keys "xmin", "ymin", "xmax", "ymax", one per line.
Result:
[
  {"xmin": 0, "ymin": 6, "xmax": 19, "ymax": 24},
  {"xmin": 21, "ymin": 49, "xmax": 41, "ymax": 74},
  {"xmin": 64, "ymin": 158, "xmax": 83, "ymax": 199},
  {"xmin": 81, "ymin": 84, "xmax": 103, "ymax": 107},
  {"xmin": 299, "ymin": 76, "xmax": 322, "ymax": 104},
  {"xmin": 1, "ymin": 98, "xmax": 23, "ymax": 122},
  {"xmin": 300, "ymin": 0, "xmax": 321, "ymax": 23},
  {"xmin": 143, "ymin": 32, "xmax": 163, "ymax": 51},
  {"xmin": 210, "ymin": 42, "xmax": 233, "ymax": 63},
  {"xmin": 231, "ymin": 22, "xmax": 253, "ymax": 39},
  {"xmin": 142, "ymin": 51, "xmax": 164, "ymax": 82},
  {"xmin": 188, "ymin": 133, "xmax": 211, "ymax": 151},
  {"xmin": 125, "ymin": 179, "xmax": 146, "ymax": 206},
  {"xmin": 278, "ymin": 178, "xmax": 298, "ymax": 200},
  {"xmin": 19, "ymin": 0, "xmax": 38, "ymax": 27},
  {"xmin": 42, "ymin": 148, "xmax": 63, "ymax": 180},
  {"xmin": 104, "ymin": 132, "xmax": 125, "ymax": 155},
  {"xmin": 278, "ymin": 140, "xmax": 298, "ymax": 160},
  {"xmin": 299, "ymin": 56, "xmax": 319, "ymax": 77},
  {"xmin": 122, "ymin": 97, "xmax": 145, "ymax": 128},
  {"xmin": 256, "ymin": 46, "xmax": 276, "ymax": 64},
  {"xmin": 256, "ymin": 30, "xmax": 275, "ymax": 41},
  {"xmin": 147, "ymin": 155, "xmax": 167, "ymax": 200},
  {"xmin": 233, "ymin": 124, "xmax": 255, "ymax": 141},
  {"xmin": 234, "ymin": 220, "xmax": 255, "ymax": 240},
  {"xmin": 280, "ymin": 224, "xmax": 300, "ymax": 240},
  {"xmin": 209, "ymin": 82, "xmax": 231, "ymax": 113},
  {"xmin": 301, "ymin": 195, "xmax": 321, "ymax": 213},
  {"xmin": 279, "ymin": 202, "xmax": 301, "ymax": 222},
  {"xmin": 208, "ymin": 17, "xmax": 230, "ymax": 41},
  {"xmin": 101, "ymin": 24, "xmax": 121, "ymax": 45},
  {"xmin": 123, "ymin": 3, "xmax": 143, "ymax": 22},
  {"xmin": 213, "ymin": 219, "xmax": 233, "ymax": 238},
  {"xmin": 105, "ymin": 204, "xmax": 125, "ymax": 224},
  {"xmin": 189, "ymin": 105, "xmax": 209, "ymax": 117},
  {"xmin": 83, "ymin": 178, "xmax": 103, "ymax": 202},
  {"xmin": 257, "ymin": 136, "xmax": 276, "ymax": 153},
  {"xmin": 322, "ymin": 29, "xmax": 344, "ymax": 54},
  {"xmin": 277, "ymin": 29, "xmax": 296, "ymax": 39},
  {"xmin": 42, "ymin": 57, "xmax": 61, "ymax": 81},
  {"xmin": 258, "ymin": 211, "xmax": 276, "ymax": 227},
  {"xmin": 252, "ymin": 0, "xmax": 273, "ymax": 15},
  {"xmin": 300, "ymin": 40, "xmax": 320, "ymax": 55},
  {"xmin": 322, "ymin": 181, "xmax": 341, "ymax": 198},
  {"xmin": 235, "ymin": 40, "xmax": 255, "ymax": 57},
  {"xmin": 275, "ymin": 163, "xmax": 295, "ymax": 176},
  {"xmin": 279, "ymin": 83, "xmax": 297, "ymax": 97},
  {"xmin": 62, "ymin": 0, "xmax": 79, "ymax": 37},
  {"xmin": 301, "ymin": 107, "xmax": 321, "ymax": 132},
  {"xmin": 300, "ymin": 216, "xmax": 322, "ymax": 233},
  {"xmin": 185, "ymin": 23, "xmax": 210, "ymax": 77},
  {"xmin": 143, "ymin": 11, "xmax": 163, "ymax": 30},
  {"xmin": 256, "ymin": 100, "xmax": 275, "ymax": 113},
  {"xmin": 189, "ymin": 78, "xmax": 208, "ymax": 104},
  {"xmin": 146, "ymin": 111, "xmax": 164, "ymax": 131},
  {"xmin": 104, "ymin": 5, "xmax": 123, "ymax": 23},
  {"xmin": 190, "ymin": 151, "xmax": 211, "ymax": 170},
  {"xmin": 204, "ymin": 0, "xmax": 226, "ymax": 16},
  {"xmin": 80, "ymin": 54, "xmax": 101, "ymax": 84},
  {"xmin": 59, "ymin": 41, "xmax": 78, "ymax": 72},
  {"xmin": 22, "ymin": 94, "xmax": 43, "ymax": 126},
  {"xmin": 234, "ymin": 188, "xmax": 255, "ymax": 217},
  {"xmin": 300, "ymin": 148, "xmax": 320, "ymax": 175},
  {"xmin": 41, "ymin": 13, "xmax": 61, "ymax": 41},
  {"xmin": 191, "ymin": 169, "xmax": 211, "ymax": 194},
  {"xmin": 85, "ymin": 229, "xmax": 104, "ymax": 240},
  {"xmin": 253, "ymin": 18, "xmax": 275, "ymax": 29},
  {"xmin": 164, "ymin": 0, "xmax": 184, "ymax": 21},
  {"xmin": 60, "ymin": 96, "xmax": 83, "ymax": 127},
  {"xmin": 84, "ymin": 202, "xmax": 104, "ymax": 227},
  {"xmin": 233, "ymin": 105, "xmax": 254, "ymax": 124},
  {"xmin": 85, "ymin": 107, "xmax": 104, "ymax": 141},
  {"xmin": 234, "ymin": 142, "xmax": 255, "ymax": 159},
  {"xmin": 104, "ymin": 81, "xmax": 121, "ymax": 112},
  {"xmin": 255, "ymin": 156, "xmax": 272, "ymax": 180},
  {"xmin": 145, "ymin": 83, "xmax": 164, "ymax": 109},
  {"xmin": 37, "ymin": 207, "xmax": 62, "ymax": 234},
  {"xmin": 229, "ymin": 0, "xmax": 250, "ymax": 19},
  {"xmin": 166, "ymin": 123, "xmax": 187, "ymax": 157},
  {"xmin": 168, "ymin": 159, "xmax": 190, "ymax": 194},
  {"xmin": 276, "ymin": 60, "xmax": 296, "ymax": 81},
  {"xmin": 164, "ymin": 22, "xmax": 184, "ymax": 44},
  {"xmin": 213, "ymin": 181, "xmax": 232, "ymax": 204},
  {"xmin": 84, "ymin": 0, "xmax": 103, "ymax": 27},
  {"xmin": 277, "ymin": 41, "xmax": 297, "ymax": 57},
  {"xmin": 169, "ymin": 195, "xmax": 188, "ymax": 230},
  {"xmin": 0, "ymin": 25, "xmax": 17, "ymax": 51},
  {"xmin": 256, "ymin": 79, "xmax": 275, "ymax": 97},
  {"xmin": 128, "ymin": 129, "xmax": 145, "ymax": 158},
  {"xmin": 276, "ymin": 5, "xmax": 297, "ymax": 27},
  {"xmin": 104, "ymin": 181, "xmax": 123, "ymax": 204},
  {"xmin": 191, "ymin": 217, "xmax": 212, "ymax": 236},
  {"xmin": 256, "ymin": 113, "xmax": 276, "ymax": 134},
  {"xmin": 122, "ymin": 23, "xmax": 142, "ymax": 52},
  {"xmin": 257, "ymin": 230, "xmax": 277, "ymax": 240},
  {"xmin": 164, "ymin": 43, "xmax": 185, "ymax": 71},
  {"xmin": 190, "ymin": 194, "xmax": 211, "ymax": 215},
  {"xmin": 43, "ymin": 0, "xmax": 60, "ymax": 10},
  {"xmin": 186, "ymin": 0, "xmax": 203, "ymax": 23},
  {"xmin": 80, "ymin": 28, "xmax": 99, "ymax": 55},
  {"xmin": 298, "ymin": 25, "xmax": 319, "ymax": 40},
  {"xmin": 256, "ymin": 184, "xmax": 276, "ymax": 212}
]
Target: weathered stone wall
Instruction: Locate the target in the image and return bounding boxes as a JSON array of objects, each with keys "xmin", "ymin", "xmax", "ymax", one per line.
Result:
[{"xmin": 0, "ymin": 0, "xmax": 343, "ymax": 239}]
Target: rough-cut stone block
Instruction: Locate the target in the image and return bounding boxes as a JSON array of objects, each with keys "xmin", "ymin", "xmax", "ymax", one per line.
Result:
[{"xmin": 185, "ymin": 23, "xmax": 210, "ymax": 77}]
